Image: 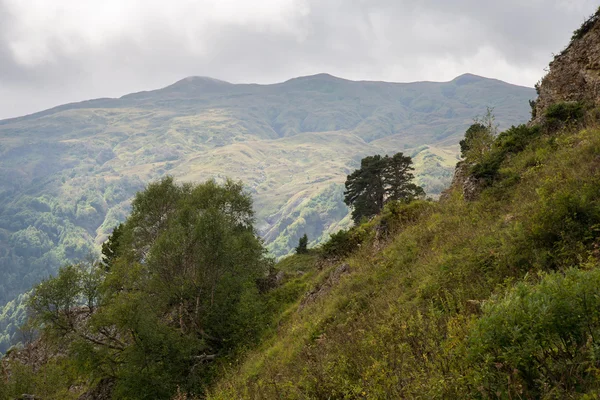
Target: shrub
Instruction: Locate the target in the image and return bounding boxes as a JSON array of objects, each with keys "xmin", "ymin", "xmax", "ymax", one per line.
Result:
[
  {"xmin": 528, "ymin": 182, "xmax": 600, "ymax": 267},
  {"xmin": 469, "ymin": 267, "xmax": 600, "ymax": 398},
  {"xmin": 380, "ymin": 200, "xmax": 434, "ymax": 234},
  {"xmin": 496, "ymin": 124, "xmax": 541, "ymax": 154},
  {"xmin": 471, "ymin": 124, "xmax": 541, "ymax": 183},
  {"xmin": 545, "ymin": 101, "xmax": 585, "ymax": 131},
  {"xmin": 320, "ymin": 227, "xmax": 368, "ymax": 259}
]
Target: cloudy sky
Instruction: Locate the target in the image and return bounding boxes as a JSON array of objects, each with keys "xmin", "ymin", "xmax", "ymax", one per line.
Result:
[{"xmin": 0, "ymin": 0, "xmax": 597, "ymax": 119}]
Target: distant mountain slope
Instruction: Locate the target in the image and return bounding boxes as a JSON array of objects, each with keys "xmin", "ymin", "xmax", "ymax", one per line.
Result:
[{"xmin": 0, "ymin": 73, "xmax": 534, "ymax": 326}]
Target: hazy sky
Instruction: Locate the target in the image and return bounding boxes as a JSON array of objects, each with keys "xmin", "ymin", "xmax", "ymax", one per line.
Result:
[{"xmin": 0, "ymin": 0, "xmax": 597, "ymax": 119}]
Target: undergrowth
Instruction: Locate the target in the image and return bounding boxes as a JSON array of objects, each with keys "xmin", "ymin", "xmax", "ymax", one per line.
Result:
[{"xmin": 209, "ymin": 122, "xmax": 600, "ymax": 399}]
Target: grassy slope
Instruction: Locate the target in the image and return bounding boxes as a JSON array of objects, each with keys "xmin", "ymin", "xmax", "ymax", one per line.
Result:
[
  {"xmin": 208, "ymin": 122, "xmax": 600, "ymax": 399},
  {"xmin": 0, "ymin": 74, "xmax": 533, "ymax": 304},
  {"xmin": 0, "ymin": 75, "xmax": 533, "ymax": 353}
]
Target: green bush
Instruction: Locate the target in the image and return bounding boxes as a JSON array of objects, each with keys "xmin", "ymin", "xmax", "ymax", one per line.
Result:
[
  {"xmin": 469, "ymin": 267, "xmax": 600, "ymax": 398},
  {"xmin": 320, "ymin": 227, "xmax": 368, "ymax": 259},
  {"xmin": 380, "ymin": 200, "xmax": 434, "ymax": 234},
  {"xmin": 528, "ymin": 182, "xmax": 600, "ymax": 268},
  {"xmin": 496, "ymin": 124, "xmax": 541, "ymax": 154},
  {"xmin": 471, "ymin": 124, "xmax": 541, "ymax": 182},
  {"xmin": 545, "ymin": 101, "xmax": 586, "ymax": 131}
]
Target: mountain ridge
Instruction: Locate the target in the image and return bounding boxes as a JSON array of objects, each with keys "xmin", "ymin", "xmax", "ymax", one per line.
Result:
[{"xmin": 0, "ymin": 72, "xmax": 532, "ymax": 124}]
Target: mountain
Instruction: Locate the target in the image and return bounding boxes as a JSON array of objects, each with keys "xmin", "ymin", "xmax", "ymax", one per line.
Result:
[
  {"xmin": 0, "ymin": 73, "xmax": 534, "ymax": 337},
  {"xmin": 203, "ymin": 10, "xmax": 600, "ymax": 398}
]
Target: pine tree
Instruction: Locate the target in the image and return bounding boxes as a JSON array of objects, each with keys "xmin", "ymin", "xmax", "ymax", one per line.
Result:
[
  {"xmin": 296, "ymin": 234, "xmax": 308, "ymax": 254},
  {"xmin": 344, "ymin": 153, "xmax": 424, "ymax": 224}
]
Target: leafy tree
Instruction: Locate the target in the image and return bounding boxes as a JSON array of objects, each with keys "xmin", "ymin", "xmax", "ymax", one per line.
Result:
[
  {"xmin": 460, "ymin": 108, "xmax": 497, "ymax": 163},
  {"xmin": 344, "ymin": 154, "xmax": 424, "ymax": 224},
  {"xmin": 27, "ymin": 177, "xmax": 270, "ymax": 398},
  {"xmin": 295, "ymin": 234, "xmax": 308, "ymax": 254}
]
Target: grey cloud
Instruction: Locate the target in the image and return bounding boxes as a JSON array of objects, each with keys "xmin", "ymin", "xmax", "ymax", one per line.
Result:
[{"xmin": 0, "ymin": 0, "xmax": 597, "ymax": 119}]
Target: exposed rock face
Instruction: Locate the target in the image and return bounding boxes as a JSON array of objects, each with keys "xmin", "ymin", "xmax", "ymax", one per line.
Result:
[
  {"xmin": 533, "ymin": 8, "xmax": 600, "ymax": 122},
  {"xmin": 439, "ymin": 162, "xmax": 484, "ymax": 202}
]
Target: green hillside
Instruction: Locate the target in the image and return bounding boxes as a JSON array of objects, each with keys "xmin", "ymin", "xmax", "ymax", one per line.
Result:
[
  {"xmin": 207, "ymin": 116, "xmax": 600, "ymax": 398},
  {"xmin": 4, "ymin": 95, "xmax": 600, "ymax": 399},
  {"xmin": 0, "ymin": 73, "xmax": 533, "ymax": 353}
]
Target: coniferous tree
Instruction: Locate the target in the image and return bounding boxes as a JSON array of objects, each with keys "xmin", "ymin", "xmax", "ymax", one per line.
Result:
[
  {"xmin": 383, "ymin": 153, "xmax": 425, "ymax": 202},
  {"xmin": 344, "ymin": 153, "xmax": 424, "ymax": 224},
  {"xmin": 100, "ymin": 223, "xmax": 124, "ymax": 271},
  {"xmin": 343, "ymin": 155, "xmax": 387, "ymax": 224},
  {"xmin": 296, "ymin": 234, "xmax": 308, "ymax": 254}
]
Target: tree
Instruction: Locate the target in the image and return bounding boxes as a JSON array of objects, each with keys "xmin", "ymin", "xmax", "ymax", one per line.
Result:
[
  {"xmin": 28, "ymin": 177, "xmax": 270, "ymax": 398},
  {"xmin": 460, "ymin": 108, "xmax": 497, "ymax": 163},
  {"xmin": 344, "ymin": 153, "xmax": 424, "ymax": 224},
  {"xmin": 100, "ymin": 223, "xmax": 124, "ymax": 271},
  {"xmin": 343, "ymin": 155, "xmax": 387, "ymax": 224},
  {"xmin": 384, "ymin": 153, "xmax": 425, "ymax": 202},
  {"xmin": 296, "ymin": 234, "xmax": 308, "ymax": 254}
]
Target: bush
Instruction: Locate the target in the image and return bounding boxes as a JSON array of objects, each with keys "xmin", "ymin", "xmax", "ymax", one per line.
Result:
[
  {"xmin": 380, "ymin": 200, "xmax": 434, "ymax": 234},
  {"xmin": 320, "ymin": 227, "xmax": 368, "ymax": 259},
  {"xmin": 545, "ymin": 101, "xmax": 585, "ymax": 131},
  {"xmin": 528, "ymin": 182, "xmax": 600, "ymax": 268},
  {"xmin": 496, "ymin": 124, "xmax": 541, "ymax": 154},
  {"xmin": 469, "ymin": 267, "xmax": 600, "ymax": 398},
  {"xmin": 471, "ymin": 124, "xmax": 542, "ymax": 182}
]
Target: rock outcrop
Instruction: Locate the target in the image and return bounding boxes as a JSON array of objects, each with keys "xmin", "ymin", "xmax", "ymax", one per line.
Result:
[
  {"xmin": 439, "ymin": 162, "xmax": 484, "ymax": 202},
  {"xmin": 533, "ymin": 8, "xmax": 600, "ymax": 122}
]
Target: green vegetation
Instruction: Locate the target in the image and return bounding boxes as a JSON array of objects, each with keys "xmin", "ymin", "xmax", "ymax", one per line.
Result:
[
  {"xmin": 295, "ymin": 234, "xmax": 308, "ymax": 254},
  {"xmin": 204, "ymin": 108, "xmax": 600, "ymax": 398},
  {"xmin": 344, "ymin": 153, "xmax": 424, "ymax": 224},
  {"xmin": 1, "ymin": 178, "xmax": 277, "ymax": 398},
  {"xmin": 471, "ymin": 267, "xmax": 600, "ymax": 398},
  {"xmin": 544, "ymin": 101, "xmax": 586, "ymax": 131},
  {"xmin": 0, "ymin": 75, "xmax": 533, "ymax": 353},
  {"xmin": 4, "ymin": 90, "xmax": 600, "ymax": 399}
]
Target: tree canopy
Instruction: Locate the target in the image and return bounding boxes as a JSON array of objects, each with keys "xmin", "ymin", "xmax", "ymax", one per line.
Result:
[
  {"xmin": 343, "ymin": 153, "xmax": 425, "ymax": 224},
  {"xmin": 26, "ymin": 177, "xmax": 271, "ymax": 398}
]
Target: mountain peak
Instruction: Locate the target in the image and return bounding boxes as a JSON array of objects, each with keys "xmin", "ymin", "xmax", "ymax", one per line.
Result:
[
  {"xmin": 283, "ymin": 73, "xmax": 347, "ymax": 84},
  {"xmin": 166, "ymin": 76, "xmax": 232, "ymax": 91},
  {"xmin": 176, "ymin": 76, "xmax": 231, "ymax": 85},
  {"xmin": 451, "ymin": 73, "xmax": 486, "ymax": 85}
]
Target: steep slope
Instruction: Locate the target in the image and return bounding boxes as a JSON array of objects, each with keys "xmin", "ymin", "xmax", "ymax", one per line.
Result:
[
  {"xmin": 533, "ymin": 7, "xmax": 600, "ymax": 121},
  {"xmin": 0, "ymin": 74, "xmax": 533, "ymax": 353},
  {"xmin": 209, "ymin": 123, "xmax": 600, "ymax": 399},
  {"xmin": 203, "ymin": 11, "xmax": 600, "ymax": 399}
]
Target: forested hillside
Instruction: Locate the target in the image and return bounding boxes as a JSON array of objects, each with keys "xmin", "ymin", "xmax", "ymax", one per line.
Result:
[{"xmin": 0, "ymin": 73, "xmax": 534, "ymax": 354}]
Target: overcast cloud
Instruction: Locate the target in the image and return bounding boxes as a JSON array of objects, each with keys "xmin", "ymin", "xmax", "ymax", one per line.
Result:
[{"xmin": 0, "ymin": 0, "xmax": 597, "ymax": 119}]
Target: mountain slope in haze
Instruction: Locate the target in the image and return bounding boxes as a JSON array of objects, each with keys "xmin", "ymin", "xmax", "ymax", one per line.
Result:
[{"xmin": 0, "ymin": 73, "xmax": 534, "ymax": 345}]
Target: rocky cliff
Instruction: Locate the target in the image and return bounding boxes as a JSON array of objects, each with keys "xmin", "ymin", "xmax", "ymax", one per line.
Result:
[{"xmin": 533, "ymin": 7, "xmax": 600, "ymax": 122}]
